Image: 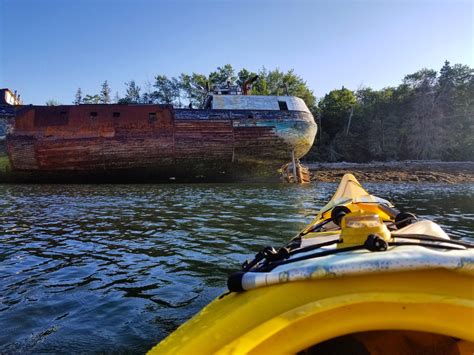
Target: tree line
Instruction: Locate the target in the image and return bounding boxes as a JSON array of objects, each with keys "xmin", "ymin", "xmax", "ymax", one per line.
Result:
[
  {"xmin": 312, "ymin": 61, "xmax": 473, "ymax": 162},
  {"xmin": 67, "ymin": 61, "xmax": 472, "ymax": 162},
  {"xmin": 72, "ymin": 65, "xmax": 314, "ymax": 109}
]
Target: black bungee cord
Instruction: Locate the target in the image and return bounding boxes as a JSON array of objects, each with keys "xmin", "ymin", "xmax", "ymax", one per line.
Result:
[
  {"xmin": 240, "ymin": 202, "xmax": 474, "ymax": 274},
  {"xmin": 245, "ymin": 235, "xmax": 473, "ymax": 274}
]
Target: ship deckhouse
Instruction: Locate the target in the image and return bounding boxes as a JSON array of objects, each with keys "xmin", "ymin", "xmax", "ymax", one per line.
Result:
[
  {"xmin": 206, "ymin": 94, "xmax": 310, "ymax": 113},
  {"xmin": 203, "ymin": 81, "xmax": 310, "ymax": 113}
]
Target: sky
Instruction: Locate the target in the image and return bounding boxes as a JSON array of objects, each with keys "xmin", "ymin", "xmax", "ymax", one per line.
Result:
[{"xmin": 1, "ymin": 0, "xmax": 473, "ymax": 105}]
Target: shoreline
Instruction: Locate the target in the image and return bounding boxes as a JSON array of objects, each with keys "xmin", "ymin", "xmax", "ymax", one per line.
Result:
[
  {"xmin": 306, "ymin": 161, "xmax": 474, "ymax": 183},
  {"xmin": 2, "ymin": 154, "xmax": 473, "ymax": 184}
]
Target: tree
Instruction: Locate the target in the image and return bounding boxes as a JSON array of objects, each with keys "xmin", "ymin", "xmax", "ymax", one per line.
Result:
[
  {"xmin": 352, "ymin": 88, "xmax": 395, "ymax": 160},
  {"xmin": 209, "ymin": 64, "xmax": 237, "ymax": 89},
  {"xmin": 282, "ymin": 69, "xmax": 316, "ymax": 110},
  {"xmin": 100, "ymin": 80, "xmax": 111, "ymax": 104},
  {"xmin": 251, "ymin": 67, "xmax": 270, "ymax": 96},
  {"xmin": 72, "ymin": 62, "xmax": 473, "ymax": 162},
  {"xmin": 118, "ymin": 80, "xmax": 141, "ymax": 104},
  {"xmin": 318, "ymin": 88, "xmax": 357, "ymax": 140},
  {"xmin": 141, "ymin": 66, "xmax": 316, "ymax": 111},
  {"xmin": 83, "ymin": 94, "xmax": 101, "ymax": 104},
  {"xmin": 438, "ymin": 61, "xmax": 455, "ymax": 92},
  {"xmin": 313, "ymin": 88, "xmax": 357, "ymax": 161},
  {"xmin": 403, "ymin": 68, "xmax": 437, "ymax": 88},
  {"xmin": 141, "ymin": 80, "xmax": 154, "ymax": 104},
  {"xmin": 250, "ymin": 68, "xmax": 316, "ymax": 110},
  {"xmin": 236, "ymin": 68, "xmax": 257, "ymax": 87},
  {"xmin": 45, "ymin": 99, "xmax": 60, "ymax": 106},
  {"xmin": 237, "ymin": 68, "xmax": 259, "ymax": 94},
  {"xmin": 265, "ymin": 68, "xmax": 287, "ymax": 95},
  {"xmin": 309, "ymin": 62, "xmax": 473, "ymax": 162},
  {"xmin": 403, "ymin": 68, "xmax": 442, "ymax": 159},
  {"xmin": 436, "ymin": 62, "xmax": 474, "ymax": 159},
  {"xmin": 179, "ymin": 72, "xmax": 208, "ymax": 107},
  {"xmin": 74, "ymin": 88, "xmax": 82, "ymax": 105},
  {"xmin": 152, "ymin": 75, "xmax": 180, "ymax": 105}
]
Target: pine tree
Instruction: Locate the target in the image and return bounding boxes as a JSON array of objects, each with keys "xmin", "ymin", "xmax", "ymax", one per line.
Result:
[
  {"xmin": 74, "ymin": 88, "xmax": 82, "ymax": 105},
  {"xmin": 100, "ymin": 80, "xmax": 111, "ymax": 104},
  {"xmin": 117, "ymin": 81, "xmax": 141, "ymax": 104},
  {"xmin": 438, "ymin": 60, "xmax": 455, "ymax": 91}
]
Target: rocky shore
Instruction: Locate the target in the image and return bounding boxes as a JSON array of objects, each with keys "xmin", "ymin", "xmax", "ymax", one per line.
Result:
[{"xmin": 307, "ymin": 161, "xmax": 474, "ymax": 183}]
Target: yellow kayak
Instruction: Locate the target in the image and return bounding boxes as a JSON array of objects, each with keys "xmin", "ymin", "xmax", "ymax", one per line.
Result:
[{"xmin": 150, "ymin": 174, "xmax": 474, "ymax": 354}]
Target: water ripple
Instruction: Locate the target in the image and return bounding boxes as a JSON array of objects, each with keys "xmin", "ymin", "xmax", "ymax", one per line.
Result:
[{"xmin": 0, "ymin": 182, "xmax": 472, "ymax": 352}]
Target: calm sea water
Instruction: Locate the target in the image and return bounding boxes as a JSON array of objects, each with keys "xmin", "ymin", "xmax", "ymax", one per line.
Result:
[{"xmin": 1, "ymin": 182, "xmax": 473, "ymax": 352}]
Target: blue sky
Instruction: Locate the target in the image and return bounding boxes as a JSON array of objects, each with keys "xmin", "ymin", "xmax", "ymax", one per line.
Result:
[{"xmin": 1, "ymin": 0, "xmax": 473, "ymax": 104}]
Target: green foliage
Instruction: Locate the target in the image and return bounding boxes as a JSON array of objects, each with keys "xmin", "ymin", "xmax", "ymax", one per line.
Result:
[
  {"xmin": 308, "ymin": 61, "xmax": 474, "ymax": 162},
  {"xmin": 71, "ymin": 62, "xmax": 473, "ymax": 162},
  {"xmin": 250, "ymin": 67, "xmax": 316, "ymax": 111},
  {"xmin": 100, "ymin": 80, "xmax": 112, "ymax": 104},
  {"xmin": 404, "ymin": 68, "xmax": 438, "ymax": 88},
  {"xmin": 209, "ymin": 64, "xmax": 236, "ymax": 89},
  {"xmin": 152, "ymin": 75, "xmax": 180, "ymax": 105},
  {"xmin": 236, "ymin": 68, "xmax": 257, "ymax": 88},
  {"xmin": 82, "ymin": 94, "xmax": 100, "ymax": 104},
  {"xmin": 318, "ymin": 87, "xmax": 357, "ymax": 140},
  {"xmin": 251, "ymin": 68, "xmax": 270, "ymax": 96},
  {"xmin": 118, "ymin": 81, "xmax": 141, "ymax": 104},
  {"xmin": 179, "ymin": 73, "xmax": 208, "ymax": 108},
  {"xmin": 114, "ymin": 65, "xmax": 317, "ymax": 111}
]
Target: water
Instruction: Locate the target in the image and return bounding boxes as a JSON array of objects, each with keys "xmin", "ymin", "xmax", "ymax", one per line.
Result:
[{"xmin": 0, "ymin": 182, "xmax": 473, "ymax": 353}]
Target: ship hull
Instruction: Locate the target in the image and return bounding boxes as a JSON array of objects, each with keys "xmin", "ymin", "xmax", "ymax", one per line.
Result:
[{"xmin": 2, "ymin": 104, "xmax": 316, "ymax": 182}]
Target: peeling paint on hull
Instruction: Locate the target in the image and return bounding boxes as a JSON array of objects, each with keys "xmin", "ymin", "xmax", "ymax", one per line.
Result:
[{"xmin": 1, "ymin": 104, "xmax": 316, "ymax": 182}]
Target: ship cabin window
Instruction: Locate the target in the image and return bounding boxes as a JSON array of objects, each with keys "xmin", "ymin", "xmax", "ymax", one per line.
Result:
[
  {"xmin": 278, "ymin": 100, "xmax": 289, "ymax": 111},
  {"xmin": 148, "ymin": 112, "xmax": 157, "ymax": 123},
  {"xmin": 90, "ymin": 112, "xmax": 98, "ymax": 119},
  {"xmin": 113, "ymin": 112, "xmax": 121, "ymax": 118}
]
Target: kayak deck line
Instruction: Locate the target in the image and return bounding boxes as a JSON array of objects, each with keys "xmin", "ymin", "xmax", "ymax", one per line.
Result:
[
  {"xmin": 149, "ymin": 173, "xmax": 474, "ymax": 354},
  {"xmin": 238, "ymin": 246, "xmax": 474, "ymax": 291}
]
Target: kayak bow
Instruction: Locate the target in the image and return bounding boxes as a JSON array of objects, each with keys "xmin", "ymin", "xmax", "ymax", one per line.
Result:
[{"xmin": 149, "ymin": 174, "xmax": 474, "ymax": 354}]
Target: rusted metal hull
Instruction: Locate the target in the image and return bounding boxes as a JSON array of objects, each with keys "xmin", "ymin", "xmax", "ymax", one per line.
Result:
[{"xmin": 2, "ymin": 104, "xmax": 316, "ymax": 182}]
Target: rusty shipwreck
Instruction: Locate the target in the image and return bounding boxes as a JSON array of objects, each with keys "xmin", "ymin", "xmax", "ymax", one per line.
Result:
[{"xmin": 0, "ymin": 85, "xmax": 317, "ymax": 182}]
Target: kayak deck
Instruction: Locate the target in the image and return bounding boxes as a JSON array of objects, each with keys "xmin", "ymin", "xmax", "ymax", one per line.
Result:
[{"xmin": 149, "ymin": 174, "xmax": 474, "ymax": 354}]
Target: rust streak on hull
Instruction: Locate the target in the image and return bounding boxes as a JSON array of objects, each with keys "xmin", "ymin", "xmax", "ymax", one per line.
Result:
[{"xmin": 3, "ymin": 103, "xmax": 316, "ymax": 182}]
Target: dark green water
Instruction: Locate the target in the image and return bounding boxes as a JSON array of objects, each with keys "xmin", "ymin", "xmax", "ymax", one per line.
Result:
[{"xmin": 0, "ymin": 182, "xmax": 473, "ymax": 352}]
